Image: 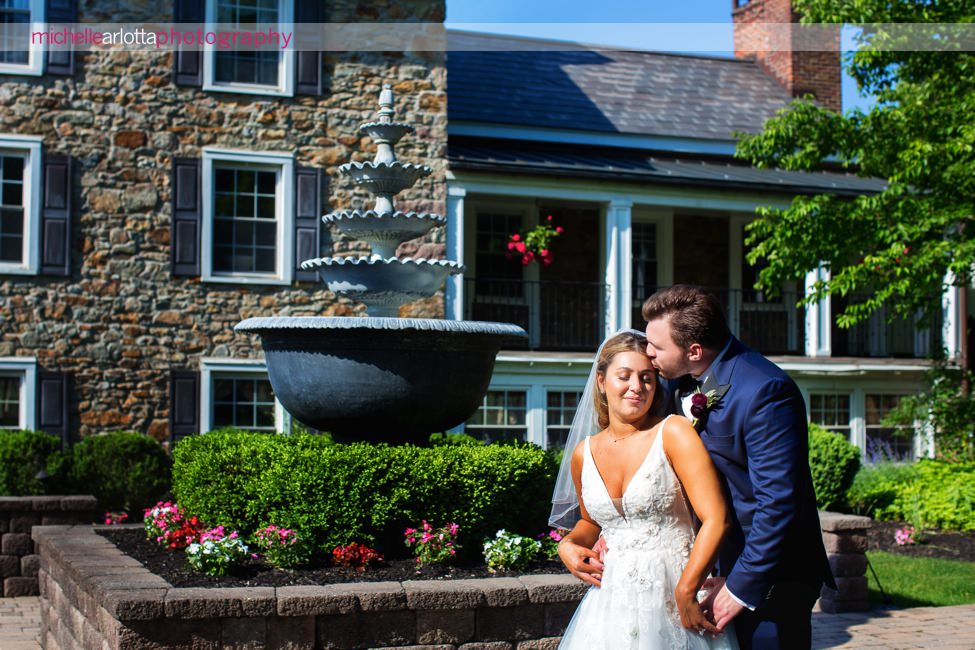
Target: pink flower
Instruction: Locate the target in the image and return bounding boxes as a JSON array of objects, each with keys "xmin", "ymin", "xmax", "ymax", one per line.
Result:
[{"xmin": 511, "ymin": 234, "xmax": 521, "ymax": 242}]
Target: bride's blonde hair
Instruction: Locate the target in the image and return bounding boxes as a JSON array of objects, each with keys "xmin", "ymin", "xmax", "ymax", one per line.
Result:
[{"xmin": 593, "ymin": 331, "xmax": 662, "ymax": 429}]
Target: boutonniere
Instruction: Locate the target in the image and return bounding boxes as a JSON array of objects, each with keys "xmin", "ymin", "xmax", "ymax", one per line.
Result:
[{"xmin": 689, "ymin": 383, "xmax": 730, "ymax": 429}]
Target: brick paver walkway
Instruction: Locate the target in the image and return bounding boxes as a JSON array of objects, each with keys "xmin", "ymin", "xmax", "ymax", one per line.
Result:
[
  {"xmin": 0, "ymin": 597, "xmax": 42, "ymax": 650},
  {"xmin": 2, "ymin": 597, "xmax": 973, "ymax": 649}
]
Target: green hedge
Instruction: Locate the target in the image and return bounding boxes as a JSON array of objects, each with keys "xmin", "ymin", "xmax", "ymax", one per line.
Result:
[
  {"xmin": 847, "ymin": 460, "xmax": 975, "ymax": 531},
  {"xmin": 57, "ymin": 431, "xmax": 172, "ymax": 514},
  {"xmin": 172, "ymin": 429, "xmax": 558, "ymax": 558},
  {"xmin": 808, "ymin": 424, "xmax": 861, "ymax": 511},
  {"xmin": 0, "ymin": 429, "xmax": 62, "ymax": 496}
]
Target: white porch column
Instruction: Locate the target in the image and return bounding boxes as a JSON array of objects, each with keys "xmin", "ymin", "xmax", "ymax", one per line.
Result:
[
  {"xmin": 445, "ymin": 186, "xmax": 466, "ymax": 321},
  {"xmin": 804, "ymin": 265, "xmax": 831, "ymax": 357},
  {"xmin": 604, "ymin": 199, "xmax": 633, "ymax": 335},
  {"xmin": 942, "ymin": 274, "xmax": 962, "ymax": 361}
]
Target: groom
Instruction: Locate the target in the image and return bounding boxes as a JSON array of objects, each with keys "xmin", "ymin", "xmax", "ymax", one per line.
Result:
[{"xmin": 642, "ymin": 285, "xmax": 833, "ymax": 650}]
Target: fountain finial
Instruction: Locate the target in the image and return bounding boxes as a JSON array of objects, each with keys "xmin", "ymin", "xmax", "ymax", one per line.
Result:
[{"xmin": 377, "ymin": 84, "xmax": 395, "ymax": 125}]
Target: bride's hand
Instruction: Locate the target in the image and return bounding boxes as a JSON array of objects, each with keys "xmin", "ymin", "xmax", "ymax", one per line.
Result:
[
  {"xmin": 557, "ymin": 539, "xmax": 603, "ymax": 587},
  {"xmin": 674, "ymin": 586, "xmax": 720, "ymax": 636}
]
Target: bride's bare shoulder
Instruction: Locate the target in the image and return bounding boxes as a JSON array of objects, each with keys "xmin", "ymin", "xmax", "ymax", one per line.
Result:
[{"xmin": 661, "ymin": 415, "xmax": 703, "ymax": 449}]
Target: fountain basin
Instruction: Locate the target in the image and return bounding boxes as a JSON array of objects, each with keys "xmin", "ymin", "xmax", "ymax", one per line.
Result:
[
  {"xmin": 234, "ymin": 317, "xmax": 527, "ymax": 444},
  {"xmin": 300, "ymin": 256, "xmax": 463, "ymax": 317},
  {"xmin": 338, "ymin": 160, "xmax": 432, "ymax": 195},
  {"xmin": 323, "ymin": 210, "xmax": 446, "ymax": 258}
]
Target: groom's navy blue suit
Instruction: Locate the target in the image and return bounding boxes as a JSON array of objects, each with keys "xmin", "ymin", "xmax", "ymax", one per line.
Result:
[{"xmin": 673, "ymin": 337, "xmax": 833, "ymax": 650}]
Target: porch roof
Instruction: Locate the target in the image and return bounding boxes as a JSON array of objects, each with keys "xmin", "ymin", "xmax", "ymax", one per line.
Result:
[
  {"xmin": 446, "ymin": 30, "xmax": 793, "ymax": 141},
  {"xmin": 447, "ymin": 138, "xmax": 887, "ymax": 196}
]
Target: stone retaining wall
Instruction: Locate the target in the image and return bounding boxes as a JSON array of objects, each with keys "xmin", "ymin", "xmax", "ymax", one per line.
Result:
[
  {"xmin": 0, "ymin": 496, "xmax": 96, "ymax": 598},
  {"xmin": 34, "ymin": 512, "xmax": 873, "ymax": 649},
  {"xmin": 818, "ymin": 511, "xmax": 872, "ymax": 613},
  {"xmin": 34, "ymin": 524, "xmax": 586, "ymax": 650}
]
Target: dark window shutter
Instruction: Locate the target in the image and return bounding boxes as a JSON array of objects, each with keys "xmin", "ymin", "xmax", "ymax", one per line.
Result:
[
  {"xmin": 40, "ymin": 153, "xmax": 71, "ymax": 276},
  {"xmin": 45, "ymin": 0, "xmax": 77, "ymax": 76},
  {"xmin": 294, "ymin": 166, "xmax": 321, "ymax": 282},
  {"xmin": 171, "ymin": 158, "xmax": 201, "ymax": 277},
  {"xmin": 170, "ymin": 370, "xmax": 199, "ymax": 443},
  {"xmin": 36, "ymin": 371, "xmax": 69, "ymax": 448},
  {"xmin": 173, "ymin": 0, "xmax": 203, "ymax": 87},
  {"xmin": 294, "ymin": 0, "xmax": 322, "ymax": 95}
]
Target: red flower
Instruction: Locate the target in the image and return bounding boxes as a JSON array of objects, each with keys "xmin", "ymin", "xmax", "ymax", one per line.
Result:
[
  {"xmin": 546, "ymin": 215, "xmax": 553, "ymax": 222},
  {"xmin": 511, "ymin": 233, "xmax": 521, "ymax": 242}
]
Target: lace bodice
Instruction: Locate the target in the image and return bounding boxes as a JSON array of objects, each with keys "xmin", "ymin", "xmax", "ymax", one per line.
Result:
[{"xmin": 580, "ymin": 415, "xmax": 696, "ymax": 583}]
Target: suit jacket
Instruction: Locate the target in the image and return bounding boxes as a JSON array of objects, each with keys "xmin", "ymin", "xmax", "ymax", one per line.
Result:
[{"xmin": 671, "ymin": 337, "xmax": 834, "ymax": 607}]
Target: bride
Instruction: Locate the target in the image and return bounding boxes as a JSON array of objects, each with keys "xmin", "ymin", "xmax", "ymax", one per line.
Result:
[{"xmin": 552, "ymin": 330, "xmax": 738, "ymax": 650}]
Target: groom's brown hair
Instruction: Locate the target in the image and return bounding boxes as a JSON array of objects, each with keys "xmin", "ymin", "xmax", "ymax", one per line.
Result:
[{"xmin": 641, "ymin": 285, "xmax": 730, "ymax": 351}]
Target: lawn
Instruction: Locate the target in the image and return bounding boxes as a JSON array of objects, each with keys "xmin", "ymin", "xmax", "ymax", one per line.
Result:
[{"xmin": 866, "ymin": 551, "xmax": 975, "ymax": 608}]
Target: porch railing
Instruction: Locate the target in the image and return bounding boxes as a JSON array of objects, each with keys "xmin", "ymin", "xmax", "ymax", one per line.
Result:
[
  {"xmin": 464, "ymin": 281, "xmax": 939, "ymax": 358},
  {"xmin": 463, "ymin": 278, "xmax": 606, "ymax": 351}
]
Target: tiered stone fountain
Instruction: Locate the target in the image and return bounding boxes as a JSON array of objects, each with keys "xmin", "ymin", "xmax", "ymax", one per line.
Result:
[{"xmin": 236, "ymin": 86, "xmax": 525, "ymax": 443}]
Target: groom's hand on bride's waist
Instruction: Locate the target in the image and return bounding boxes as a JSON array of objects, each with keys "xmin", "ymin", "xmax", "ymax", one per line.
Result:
[{"xmin": 557, "ymin": 539, "xmax": 604, "ymax": 587}]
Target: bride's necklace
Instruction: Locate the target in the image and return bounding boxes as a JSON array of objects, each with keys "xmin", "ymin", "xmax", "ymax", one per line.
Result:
[{"xmin": 609, "ymin": 430, "xmax": 642, "ymax": 443}]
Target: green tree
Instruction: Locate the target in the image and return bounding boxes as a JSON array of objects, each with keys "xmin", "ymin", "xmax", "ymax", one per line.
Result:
[{"xmin": 735, "ymin": 0, "xmax": 975, "ymax": 329}]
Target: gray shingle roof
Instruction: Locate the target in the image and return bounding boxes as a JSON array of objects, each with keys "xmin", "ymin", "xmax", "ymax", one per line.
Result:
[
  {"xmin": 446, "ymin": 31, "xmax": 795, "ymax": 141},
  {"xmin": 448, "ymin": 138, "xmax": 887, "ymax": 196}
]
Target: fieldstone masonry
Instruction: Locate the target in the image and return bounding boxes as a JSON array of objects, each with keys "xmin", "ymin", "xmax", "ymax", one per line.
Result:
[
  {"xmin": 0, "ymin": 0, "xmax": 447, "ymax": 442},
  {"xmin": 0, "ymin": 496, "xmax": 96, "ymax": 598},
  {"xmin": 33, "ymin": 513, "xmax": 874, "ymax": 649}
]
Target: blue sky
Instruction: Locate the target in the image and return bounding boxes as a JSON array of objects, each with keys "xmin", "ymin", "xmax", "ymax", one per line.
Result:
[{"xmin": 447, "ymin": 0, "xmax": 873, "ymax": 113}]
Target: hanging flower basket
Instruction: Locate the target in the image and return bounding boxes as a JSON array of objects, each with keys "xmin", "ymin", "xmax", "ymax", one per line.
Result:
[{"xmin": 507, "ymin": 215, "xmax": 564, "ymax": 266}]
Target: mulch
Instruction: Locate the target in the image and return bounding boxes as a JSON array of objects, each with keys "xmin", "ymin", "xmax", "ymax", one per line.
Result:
[
  {"xmin": 867, "ymin": 520, "xmax": 975, "ymax": 562},
  {"xmin": 98, "ymin": 528, "xmax": 564, "ymax": 589}
]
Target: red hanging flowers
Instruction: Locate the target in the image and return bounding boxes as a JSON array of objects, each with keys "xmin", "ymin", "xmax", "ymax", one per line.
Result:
[{"xmin": 507, "ymin": 216, "xmax": 564, "ymax": 266}]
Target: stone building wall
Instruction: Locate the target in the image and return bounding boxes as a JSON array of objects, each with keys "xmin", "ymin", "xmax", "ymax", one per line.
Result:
[{"xmin": 0, "ymin": 0, "xmax": 448, "ymax": 441}]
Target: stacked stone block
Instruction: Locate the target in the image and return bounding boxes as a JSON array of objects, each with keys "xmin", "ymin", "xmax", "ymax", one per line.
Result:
[
  {"xmin": 819, "ymin": 511, "xmax": 872, "ymax": 613},
  {"xmin": 0, "ymin": 496, "xmax": 96, "ymax": 598}
]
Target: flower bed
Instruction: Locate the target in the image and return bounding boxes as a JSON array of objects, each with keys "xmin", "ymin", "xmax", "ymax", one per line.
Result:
[{"xmin": 35, "ymin": 524, "xmax": 586, "ymax": 650}]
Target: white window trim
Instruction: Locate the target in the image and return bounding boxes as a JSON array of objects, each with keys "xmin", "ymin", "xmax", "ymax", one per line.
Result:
[
  {"xmin": 201, "ymin": 147, "xmax": 294, "ymax": 285},
  {"xmin": 0, "ymin": 0, "xmax": 45, "ymax": 76},
  {"xmin": 202, "ymin": 0, "xmax": 295, "ymax": 97},
  {"xmin": 0, "ymin": 135, "xmax": 42, "ymax": 275},
  {"xmin": 199, "ymin": 357, "xmax": 285, "ymax": 434},
  {"xmin": 0, "ymin": 357, "xmax": 37, "ymax": 430}
]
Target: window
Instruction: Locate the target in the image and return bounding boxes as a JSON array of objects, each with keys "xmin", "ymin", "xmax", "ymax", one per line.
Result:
[
  {"xmin": 474, "ymin": 212, "xmax": 523, "ymax": 294},
  {"xmin": 200, "ymin": 359, "xmax": 285, "ymax": 433},
  {"xmin": 0, "ymin": 136, "xmax": 40, "ymax": 274},
  {"xmin": 809, "ymin": 393, "xmax": 851, "ymax": 438},
  {"xmin": 0, "ymin": 0, "xmax": 42, "ymax": 76},
  {"xmin": 465, "ymin": 389, "xmax": 527, "ymax": 444},
  {"xmin": 0, "ymin": 358, "xmax": 36, "ymax": 429},
  {"xmin": 865, "ymin": 393, "xmax": 914, "ymax": 461},
  {"xmin": 202, "ymin": 148, "xmax": 294, "ymax": 284},
  {"xmin": 631, "ymin": 221, "xmax": 657, "ymax": 328},
  {"xmin": 546, "ymin": 390, "xmax": 582, "ymax": 450},
  {"xmin": 212, "ymin": 377, "xmax": 275, "ymax": 430},
  {"xmin": 204, "ymin": 0, "xmax": 295, "ymax": 96}
]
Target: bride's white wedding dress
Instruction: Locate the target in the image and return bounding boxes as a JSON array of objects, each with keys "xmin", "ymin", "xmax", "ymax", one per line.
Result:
[{"xmin": 559, "ymin": 416, "xmax": 738, "ymax": 650}]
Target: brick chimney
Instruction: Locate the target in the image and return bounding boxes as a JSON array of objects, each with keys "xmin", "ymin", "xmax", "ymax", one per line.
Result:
[{"xmin": 732, "ymin": 0, "xmax": 841, "ymax": 111}]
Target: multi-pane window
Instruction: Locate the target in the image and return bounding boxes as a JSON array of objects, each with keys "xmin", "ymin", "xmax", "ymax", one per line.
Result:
[
  {"xmin": 0, "ymin": 0, "xmax": 30, "ymax": 65},
  {"xmin": 0, "ymin": 154, "xmax": 24, "ymax": 263},
  {"xmin": 213, "ymin": 0, "xmax": 281, "ymax": 87},
  {"xmin": 213, "ymin": 166, "xmax": 278, "ymax": 274},
  {"xmin": 546, "ymin": 390, "xmax": 582, "ymax": 450},
  {"xmin": 631, "ymin": 222, "xmax": 657, "ymax": 328},
  {"xmin": 465, "ymin": 389, "xmax": 527, "ymax": 444},
  {"xmin": 865, "ymin": 393, "xmax": 914, "ymax": 461},
  {"xmin": 0, "ymin": 375, "xmax": 18, "ymax": 427},
  {"xmin": 475, "ymin": 212, "xmax": 523, "ymax": 288},
  {"xmin": 211, "ymin": 377, "xmax": 276, "ymax": 431},
  {"xmin": 809, "ymin": 393, "xmax": 851, "ymax": 438}
]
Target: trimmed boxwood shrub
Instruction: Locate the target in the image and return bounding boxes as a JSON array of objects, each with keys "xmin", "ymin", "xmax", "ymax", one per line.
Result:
[
  {"xmin": 172, "ymin": 429, "xmax": 558, "ymax": 559},
  {"xmin": 808, "ymin": 423, "xmax": 861, "ymax": 511},
  {"xmin": 845, "ymin": 461, "xmax": 917, "ymax": 517},
  {"xmin": 58, "ymin": 431, "xmax": 172, "ymax": 514},
  {"xmin": 0, "ymin": 429, "xmax": 62, "ymax": 496}
]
